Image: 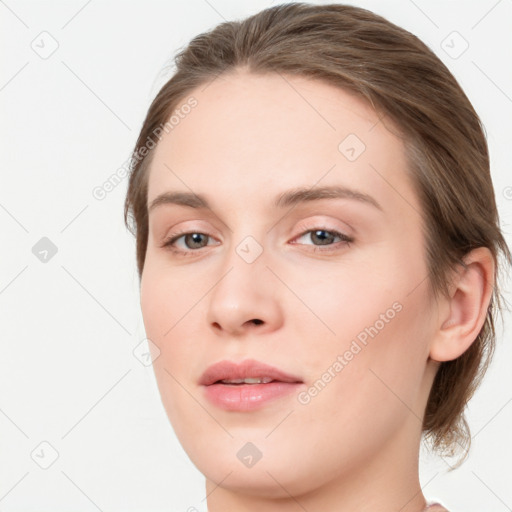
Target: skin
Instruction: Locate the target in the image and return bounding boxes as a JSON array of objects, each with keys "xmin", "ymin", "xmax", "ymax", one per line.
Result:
[{"xmin": 140, "ymin": 68, "xmax": 494, "ymax": 511}]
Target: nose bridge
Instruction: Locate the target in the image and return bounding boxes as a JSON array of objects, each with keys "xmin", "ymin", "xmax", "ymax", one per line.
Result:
[
  {"xmin": 213, "ymin": 231, "xmax": 268, "ymax": 307},
  {"xmin": 218, "ymin": 208, "xmax": 271, "ymax": 276},
  {"xmin": 205, "ymin": 221, "xmax": 282, "ymax": 334}
]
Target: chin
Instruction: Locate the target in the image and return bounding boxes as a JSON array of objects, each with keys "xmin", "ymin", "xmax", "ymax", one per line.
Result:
[
  {"xmin": 187, "ymin": 438, "xmax": 316, "ymax": 498},
  {"xmin": 202, "ymin": 463, "xmax": 309, "ymax": 499}
]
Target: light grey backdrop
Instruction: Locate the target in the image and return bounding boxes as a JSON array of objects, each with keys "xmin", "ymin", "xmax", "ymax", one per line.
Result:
[{"xmin": 1, "ymin": 1, "xmax": 511, "ymax": 511}]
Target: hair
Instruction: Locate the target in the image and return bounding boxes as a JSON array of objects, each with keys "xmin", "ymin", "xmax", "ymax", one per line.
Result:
[{"xmin": 124, "ymin": 2, "xmax": 511, "ymax": 466}]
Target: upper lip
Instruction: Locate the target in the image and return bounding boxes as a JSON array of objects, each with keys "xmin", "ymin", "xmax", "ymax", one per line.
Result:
[{"xmin": 199, "ymin": 359, "xmax": 303, "ymax": 386}]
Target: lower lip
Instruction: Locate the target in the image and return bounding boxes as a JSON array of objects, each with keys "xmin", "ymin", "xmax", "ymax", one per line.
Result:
[{"xmin": 202, "ymin": 382, "xmax": 302, "ymax": 411}]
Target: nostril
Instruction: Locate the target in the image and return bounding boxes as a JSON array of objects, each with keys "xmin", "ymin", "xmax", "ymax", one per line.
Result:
[{"xmin": 252, "ymin": 319, "xmax": 263, "ymax": 325}]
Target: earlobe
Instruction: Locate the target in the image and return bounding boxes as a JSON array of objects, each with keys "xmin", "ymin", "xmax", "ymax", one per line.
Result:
[{"xmin": 429, "ymin": 247, "xmax": 495, "ymax": 362}]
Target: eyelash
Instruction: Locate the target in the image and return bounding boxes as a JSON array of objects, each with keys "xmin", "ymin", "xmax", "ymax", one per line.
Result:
[{"xmin": 160, "ymin": 227, "xmax": 353, "ymax": 257}]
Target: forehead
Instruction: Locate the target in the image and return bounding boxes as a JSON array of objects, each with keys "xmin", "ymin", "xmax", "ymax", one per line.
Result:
[{"xmin": 146, "ymin": 70, "xmax": 417, "ymax": 215}]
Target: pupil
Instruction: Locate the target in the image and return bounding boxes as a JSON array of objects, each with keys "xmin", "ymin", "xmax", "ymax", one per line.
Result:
[
  {"xmin": 186, "ymin": 233, "xmax": 206, "ymax": 248},
  {"xmin": 312, "ymin": 230, "xmax": 333, "ymax": 245}
]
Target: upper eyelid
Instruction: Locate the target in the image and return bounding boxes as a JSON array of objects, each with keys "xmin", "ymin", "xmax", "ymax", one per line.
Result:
[
  {"xmin": 164, "ymin": 223, "xmax": 349, "ymax": 239},
  {"xmin": 162, "ymin": 215, "xmax": 352, "ymax": 236}
]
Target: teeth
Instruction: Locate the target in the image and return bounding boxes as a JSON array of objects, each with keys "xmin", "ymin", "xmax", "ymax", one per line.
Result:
[{"xmin": 220, "ymin": 377, "xmax": 274, "ymax": 384}]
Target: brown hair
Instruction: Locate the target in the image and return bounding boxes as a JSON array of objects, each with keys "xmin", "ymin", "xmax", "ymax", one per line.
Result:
[{"xmin": 124, "ymin": 2, "xmax": 511, "ymax": 466}]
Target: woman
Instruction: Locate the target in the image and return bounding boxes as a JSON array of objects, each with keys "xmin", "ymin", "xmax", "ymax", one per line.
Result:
[{"xmin": 124, "ymin": 3, "xmax": 510, "ymax": 511}]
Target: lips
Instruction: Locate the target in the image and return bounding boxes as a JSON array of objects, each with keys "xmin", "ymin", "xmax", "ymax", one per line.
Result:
[
  {"xmin": 199, "ymin": 359, "xmax": 303, "ymax": 386},
  {"xmin": 200, "ymin": 359, "xmax": 304, "ymax": 412}
]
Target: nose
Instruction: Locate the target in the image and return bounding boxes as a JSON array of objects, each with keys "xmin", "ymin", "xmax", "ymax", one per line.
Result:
[{"xmin": 206, "ymin": 244, "xmax": 284, "ymax": 338}]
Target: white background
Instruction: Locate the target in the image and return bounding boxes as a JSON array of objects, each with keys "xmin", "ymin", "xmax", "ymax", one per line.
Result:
[{"xmin": 1, "ymin": 1, "xmax": 511, "ymax": 511}]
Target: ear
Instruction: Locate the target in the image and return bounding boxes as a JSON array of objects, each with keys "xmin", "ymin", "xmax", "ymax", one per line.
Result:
[{"xmin": 429, "ymin": 247, "xmax": 495, "ymax": 362}]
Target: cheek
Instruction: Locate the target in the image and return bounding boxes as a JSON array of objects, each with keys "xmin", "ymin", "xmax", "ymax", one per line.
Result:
[
  {"xmin": 328, "ymin": 280, "xmax": 433, "ymax": 424},
  {"xmin": 283, "ymin": 257, "xmax": 400, "ymax": 352},
  {"xmin": 298, "ymin": 256, "xmax": 432, "ymax": 406},
  {"xmin": 140, "ymin": 258, "xmax": 194, "ymax": 342},
  {"xmin": 140, "ymin": 272, "xmax": 198, "ymax": 438},
  {"xmin": 140, "ymin": 261, "xmax": 205, "ymax": 384},
  {"xmin": 293, "ymin": 293, "xmax": 431, "ymax": 464}
]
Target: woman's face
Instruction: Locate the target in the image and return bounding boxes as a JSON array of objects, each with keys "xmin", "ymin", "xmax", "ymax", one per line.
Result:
[{"xmin": 140, "ymin": 70, "xmax": 440, "ymax": 499}]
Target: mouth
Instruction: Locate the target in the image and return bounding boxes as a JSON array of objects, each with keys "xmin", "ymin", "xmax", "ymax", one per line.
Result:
[
  {"xmin": 214, "ymin": 377, "xmax": 277, "ymax": 385},
  {"xmin": 200, "ymin": 359, "xmax": 304, "ymax": 412}
]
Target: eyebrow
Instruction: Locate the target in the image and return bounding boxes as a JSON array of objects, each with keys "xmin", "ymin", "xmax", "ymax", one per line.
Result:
[{"xmin": 148, "ymin": 185, "xmax": 383, "ymax": 213}]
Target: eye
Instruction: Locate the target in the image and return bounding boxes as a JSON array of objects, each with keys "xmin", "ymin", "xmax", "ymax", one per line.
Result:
[
  {"xmin": 161, "ymin": 231, "xmax": 218, "ymax": 256},
  {"xmin": 291, "ymin": 228, "xmax": 353, "ymax": 252},
  {"xmin": 160, "ymin": 227, "xmax": 353, "ymax": 257}
]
